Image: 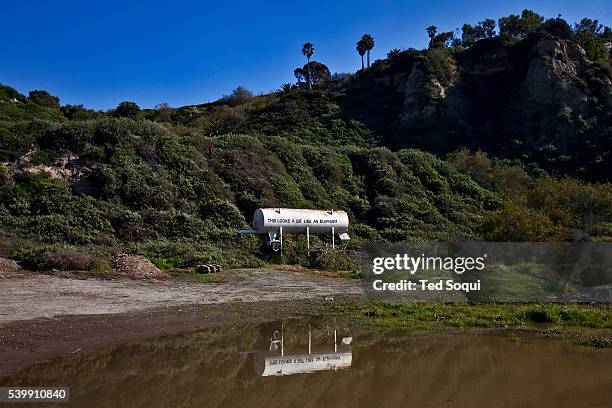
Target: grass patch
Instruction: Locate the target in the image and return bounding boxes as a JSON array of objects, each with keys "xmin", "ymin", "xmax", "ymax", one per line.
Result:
[
  {"xmin": 149, "ymin": 255, "xmax": 183, "ymax": 270},
  {"xmin": 357, "ymin": 301, "xmax": 612, "ymax": 329},
  {"xmin": 89, "ymin": 258, "xmax": 112, "ymax": 273}
]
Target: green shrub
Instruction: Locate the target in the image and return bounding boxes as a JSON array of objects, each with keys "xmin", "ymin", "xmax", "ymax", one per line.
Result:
[
  {"xmin": 28, "ymin": 90, "xmax": 60, "ymax": 109},
  {"xmin": 313, "ymin": 250, "xmax": 359, "ymax": 272},
  {"xmin": 525, "ymin": 305, "xmax": 560, "ymax": 323},
  {"xmin": 198, "ymin": 199, "xmax": 245, "ymax": 228},
  {"xmin": 43, "ymin": 251, "xmax": 97, "ymax": 270},
  {"xmin": 149, "ymin": 255, "xmax": 183, "ymax": 269},
  {"xmin": 351, "ymin": 224, "xmax": 381, "ymax": 240},
  {"xmin": 0, "ymin": 164, "xmax": 6, "ymax": 186},
  {"xmin": 420, "ymin": 48, "xmax": 456, "ymax": 86},
  {"xmin": 30, "ymin": 150, "xmax": 51, "ymax": 165},
  {"xmin": 114, "ymin": 101, "xmax": 141, "ymax": 118},
  {"xmin": 82, "ymin": 146, "xmax": 105, "ymax": 161},
  {"xmin": 11, "ymin": 244, "xmax": 66, "ymax": 270},
  {"xmin": 37, "ymin": 121, "xmax": 94, "ymax": 152},
  {"xmin": 481, "ymin": 203, "xmax": 566, "ymax": 241},
  {"xmin": 89, "ymin": 258, "xmax": 112, "ymax": 273},
  {"xmin": 189, "ymin": 245, "xmax": 263, "ymax": 268},
  {"xmin": 524, "ymin": 304, "xmax": 609, "ymax": 327}
]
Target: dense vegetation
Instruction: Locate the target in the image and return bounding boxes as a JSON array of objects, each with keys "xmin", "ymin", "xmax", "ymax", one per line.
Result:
[
  {"xmin": 0, "ymin": 9, "xmax": 611, "ymax": 270},
  {"xmin": 0, "ymin": 114, "xmax": 502, "ymax": 269}
]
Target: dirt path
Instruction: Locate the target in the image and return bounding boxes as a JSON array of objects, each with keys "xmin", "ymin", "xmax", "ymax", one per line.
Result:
[{"xmin": 0, "ymin": 268, "xmax": 364, "ymax": 325}]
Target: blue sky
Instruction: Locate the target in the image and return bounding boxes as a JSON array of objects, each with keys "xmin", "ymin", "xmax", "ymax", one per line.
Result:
[{"xmin": 1, "ymin": 0, "xmax": 610, "ymax": 110}]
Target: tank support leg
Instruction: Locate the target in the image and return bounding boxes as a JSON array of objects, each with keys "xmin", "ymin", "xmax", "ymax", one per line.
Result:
[
  {"xmin": 308, "ymin": 324, "xmax": 312, "ymax": 355},
  {"xmin": 332, "ymin": 227, "xmax": 335, "ymax": 249},
  {"xmin": 281, "ymin": 322, "xmax": 284, "ymax": 357},
  {"xmin": 334, "ymin": 328, "xmax": 337, "ymax": 353},
  {"xmin": 306, "ymin": 226, "xmax": 310, "ymax": 251},
  {"xmin": 279, "ymin": 226, "xmax": 283, "ymax": 258}
]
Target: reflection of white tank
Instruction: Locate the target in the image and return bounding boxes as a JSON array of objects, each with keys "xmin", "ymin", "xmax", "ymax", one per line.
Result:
[
  {"xmin": 254, "ymin": 349, "xmax": 352, "ymax": 376},
  {"xmin": 237, "ymin": 208, "xmax": 350, "ymax": 252},
  {"xmin": 241, "ymin": 324, "xmax": 353, "ymax": 377}
]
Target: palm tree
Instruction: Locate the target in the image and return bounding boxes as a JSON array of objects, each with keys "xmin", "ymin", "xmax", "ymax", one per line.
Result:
[
  {"xmin": 356, "ymin": 40, "xmax": 366, "ymax": 69},
  {"xmin": 426, "ymin": 25, "xmax": 437, "ymax": 48},
  {"xmin": 360, "ymin": 34, "xmax": 375, "ymax": 68},
  {"xmin": 302, "ymin": 42, "xmax": 315, "ymax": 89}
]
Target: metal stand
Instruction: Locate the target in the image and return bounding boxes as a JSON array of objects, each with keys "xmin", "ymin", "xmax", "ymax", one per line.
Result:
[
  {"xmin": 334, "ymin": 328, "xmax": 337, "ymax": 353},
  {"xmin": 308, "ymin": 324, "xmax": 312, "ymax": 355},
  {"xmin": 279, "ymin": 226, "xmax": 283, "ymax": 259},
  {"xmin": 332, "ymin": 226, "xmax": 335, "ymax": 249}
]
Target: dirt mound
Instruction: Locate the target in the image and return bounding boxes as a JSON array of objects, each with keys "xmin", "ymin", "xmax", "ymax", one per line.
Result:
[
  {"xmin": 111, "ymin": 253, "xmax": 168, "ymax": 279},
  {"xmin": 0, "ymin": 257, "xmax": 22, "ymax": 273}
]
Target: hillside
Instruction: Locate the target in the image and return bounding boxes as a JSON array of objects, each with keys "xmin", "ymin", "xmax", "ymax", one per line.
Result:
[
  {"xmin": 1, "ymin": 12, "xmax": 611, "ymax": 270},
  {"xmin": 162, "ymin": 25, "xmax": 612, "ymax": 181},
  {"xmin": 0, "ymin": 115, "xmax": 503, "ymax": 268}
]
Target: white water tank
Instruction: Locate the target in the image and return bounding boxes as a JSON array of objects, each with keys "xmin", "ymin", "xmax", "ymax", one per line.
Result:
[
  {"xmin": 253, "ymin": 208, "xmax": 349, "ymax": 235},
  {"xmin": 237, "ymin": 208, "xmax": 350, "ymax": 251}
]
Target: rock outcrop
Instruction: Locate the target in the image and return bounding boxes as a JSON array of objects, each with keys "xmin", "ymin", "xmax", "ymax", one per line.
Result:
[{"xmin": 348, "ymin": 30, "xmax": 611, "ymax": 180}]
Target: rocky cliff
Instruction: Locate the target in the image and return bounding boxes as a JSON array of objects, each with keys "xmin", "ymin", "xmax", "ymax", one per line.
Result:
[{"xmin": 343, "ymin": 30, "xmax": 612, "ymax": 180}]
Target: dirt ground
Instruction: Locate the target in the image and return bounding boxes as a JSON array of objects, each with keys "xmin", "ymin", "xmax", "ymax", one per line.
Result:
[
  {"xmin": 0, "ymin": 267, "xmax": 364, "ymax": 376},
  {"xmin": 0, "ymin": 267, "xmax": 363, "ymax": 324}
]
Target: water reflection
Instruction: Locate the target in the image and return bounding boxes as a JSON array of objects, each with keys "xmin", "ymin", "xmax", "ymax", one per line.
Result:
[
  {"xmin": 240, "ymin": 324, "xmax": 352, "ymax": 376},
  {"xmin": 1, "ymin": 319, "xmax": 611, "ymax": 408}
]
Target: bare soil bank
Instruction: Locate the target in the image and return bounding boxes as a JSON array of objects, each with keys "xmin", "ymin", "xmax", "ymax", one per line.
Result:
[{"xmin": 0, "ymin": 267, "xmax": 363, "ymax": 324}]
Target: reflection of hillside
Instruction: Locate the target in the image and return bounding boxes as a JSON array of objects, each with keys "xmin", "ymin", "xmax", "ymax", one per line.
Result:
[{"xmin": 1, "ymin": 322, "xmax": 611, "ymax": 408}]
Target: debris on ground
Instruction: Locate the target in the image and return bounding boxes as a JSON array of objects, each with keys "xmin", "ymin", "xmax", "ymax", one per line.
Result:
[
  {"xmin": 196, "ymin": 264, "xmax": 222, "ymax": 274},
  {"xmin": 0, "ymin": 257, "xmax": 22, "ymax": 273},
  {"xmin": 111, "ymin": 253, "xmax": 168, "ymax": 279}
]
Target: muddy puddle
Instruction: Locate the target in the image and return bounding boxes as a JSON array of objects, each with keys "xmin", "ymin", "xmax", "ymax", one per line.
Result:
[{"xmin": 1, "ymin": 318, "xmax": 611, "ymax": 407}]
